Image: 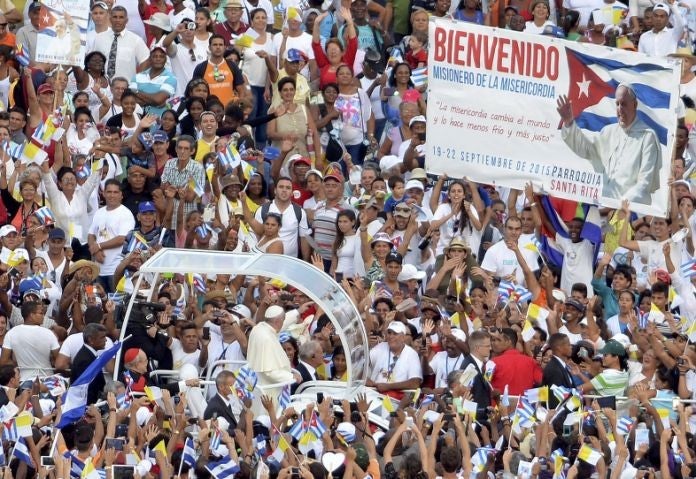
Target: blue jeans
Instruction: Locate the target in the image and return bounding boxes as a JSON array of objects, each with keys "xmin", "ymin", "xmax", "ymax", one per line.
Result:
[
  {"xmin": 98, "ymin": 275, "xmax": 115, "ymax": 294},
  {"xmin": 249, "ymin": 85, "xmax": 269, "ymax": 148},
  {"xmin": 344, "ymin": 143, "xmax": 367, "ymax": 171}
]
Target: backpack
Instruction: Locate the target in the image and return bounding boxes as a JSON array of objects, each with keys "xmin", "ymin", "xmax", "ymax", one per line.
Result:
[
  {"xmin": 260, "ymin": 202, "xmax": 303, "ymax": 225},
  {"xmin": 260, "ymin": 202, "xmax": 305, "ymax": 258}
]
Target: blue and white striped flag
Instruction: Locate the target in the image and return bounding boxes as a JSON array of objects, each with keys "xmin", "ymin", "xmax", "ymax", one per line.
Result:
[
  {"xmin": 205, "ymin": 455, "xmax": 240, "ymax": 478},
  {"xmin": 411, "ymin": 67, "xmax": 427, "ymax": 87},
  {"xmin": 514, "ymin": 285, "xmax": 533, "ymax": 303},
  {"xmin": 681, "ymin": 259, "xmax": 696, "ymax": 278},
  {"xmin": 497, "ymin": 280, "xmax": 515, "ymax": 301},
  {"xmin": 515, "ymin": 398, "xmax": 537, "ymax": 428},
  {"xmin": 287, "ymin": 419, "xmax": 304, "ymax": 441},
  {"xmin": 279, "ymin": 384, "xmax": 291, "ymax": 410},
  {"xmin": 182, "ymin": 437, "xmax": 197, "ymax": 467},
  {"xmin": 12, "ymin": 437, "xmax": 31, "ymax": 466},
  {"xmin": 309, "ymin": 411, "xmax": 327, "ymax": 438},
  {"xmin": 210, "ymin": 429, "xmax": 222, "ymax": 452},
  {"xmin": 616, "ymin": 416, "xmax": 635, "ymax": 435},
  {"xmin": 56, "ymin": 341, "xmax": 123, "ymax": 428},
  {"xmin": 64, "ymin": 451, "xmax": 85, "ymax": 478}
]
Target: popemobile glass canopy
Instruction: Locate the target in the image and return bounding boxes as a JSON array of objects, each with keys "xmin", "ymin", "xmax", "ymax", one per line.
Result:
[{"xmin": 117, "ymin": 248, "xmax": 368, "ymax": 386}]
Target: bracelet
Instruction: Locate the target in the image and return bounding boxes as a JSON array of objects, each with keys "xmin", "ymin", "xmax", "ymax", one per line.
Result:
[
  {"xmin": 530, "ymin": 202, "xmax": 537, "ymax": 207},
  {"xmin": 109, "ymin": 408, "xmax": 116, "ymax": 412}
]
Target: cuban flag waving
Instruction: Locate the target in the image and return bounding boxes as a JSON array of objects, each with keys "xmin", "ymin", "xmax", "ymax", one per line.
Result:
[{"xmin": 563, "ymin": 48, "xmax": 672, "ymax": 146}]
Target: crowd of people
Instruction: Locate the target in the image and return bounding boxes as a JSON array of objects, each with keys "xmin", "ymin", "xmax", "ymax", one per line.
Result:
[{"xmin": 0, "ymin": 0, "xmax": 690, "ymax": 477}]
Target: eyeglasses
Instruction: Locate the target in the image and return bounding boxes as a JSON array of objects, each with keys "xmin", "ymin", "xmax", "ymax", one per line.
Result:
[{"xmin": 0, "ymin": 23, "xmax": 8, "ymax": 28}]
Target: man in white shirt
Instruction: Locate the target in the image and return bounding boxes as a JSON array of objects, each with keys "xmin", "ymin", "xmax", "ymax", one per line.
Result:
[
  {"xmin": 251, "ymin": 177, "xmax": 311, "ymax": 259},
  {"xmin": 93, "ymin": 6, "xmax": 150, "ymax": 80},
  {"xmin": 272, "ymin": 13, "xmax": 317, "ymax": 81},
  {"xmin": 366, "ymin": 321, "xmax": 422, "ymax": 394},
  {"xmin": 162, "ymin": 19, "xmax": 208, "ymax": 96},
  {"xmin": 481, "ymin": 216, "xmax": 539, "ymax": 286},
  {"xmin": 638, "ymin": 1, "xmax": 684, "ymax": 56},
  {"xmin": 427, "ymin": 327, "xmax": 466, "ymax": 393},
  {"xmin": 88, "ymin": 179, "xmax": 136, "ymax": 293},
  {"xmin": 0, "ymin": 301, "xmax": 59, "ymax": 381},
  {"xmin": 170, "ymin": 322, "xmax": 201, "ymax": 372},
  {"xmin": 618, "ymin": 201, "xmax": 685, "ymax": 272}
]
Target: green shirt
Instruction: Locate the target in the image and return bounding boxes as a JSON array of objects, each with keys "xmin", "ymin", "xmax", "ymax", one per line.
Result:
[{"xmin": 590, "ymin": 369, "xmax": 629, "ymax": 396}]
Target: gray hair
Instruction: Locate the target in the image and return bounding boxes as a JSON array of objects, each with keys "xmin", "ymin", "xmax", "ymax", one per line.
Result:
[
  {"xmin": 298, "ymin": 340, "xmax": 321, "ymax": 361},
  {"xmin": 110, "ymin": 76, "xmax": 129, "ymax": 87},
  {"xmin": 446, "ymin": 369, "xmax": 463, "ymax": 389},
  {"xmin": 104, "ymin": 380, "xmax": 124, "ymax": 395},
  {"xmin": 215, "ymin": 370, "xmax": 235, "ymax": 391},
  {"xmin": 83, "ymin": 323, "xmax": 107, "ymax": 344}
]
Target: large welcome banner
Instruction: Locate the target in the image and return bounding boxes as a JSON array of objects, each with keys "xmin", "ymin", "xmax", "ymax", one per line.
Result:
[
  {"xmin": 425, "ymin": 18, "xmax": 680, "ymax": 217},
  {"xmin": 36, "ymin": 0, "xmax": 89, "ymax": 66}
]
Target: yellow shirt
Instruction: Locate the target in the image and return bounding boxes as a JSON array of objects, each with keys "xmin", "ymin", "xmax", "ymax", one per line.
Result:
[
  {"xmin": 270, "ymin": 69, "xmax": 310, "ymax": 109},
  {"xmin": 195, "ymin": 137, "xmax": 218, "ymax": 162},
  {"xmin": 604, "ymin": 211, "xmax": 634, "ymax": 255}
]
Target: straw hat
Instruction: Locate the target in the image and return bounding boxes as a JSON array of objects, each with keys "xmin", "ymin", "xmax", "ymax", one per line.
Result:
[
  {"xmin": 68, "ymin": 260, "xmax": 100, "ymax": 279},
  {"xmin": 444, "ymin": 236, "xmax": 471, "ymax": 254}
]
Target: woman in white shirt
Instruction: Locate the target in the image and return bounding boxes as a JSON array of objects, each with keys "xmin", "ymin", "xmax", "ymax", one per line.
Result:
[
  {"xmin": 525, "ymin": 0, "xmax": 556, "ymax": 33},
  {"xmin": 40, "ymin": 158, "xmax": 103, "ymax": 261},
  {"xmin": 241, "ymin": 8, "xmax": 278, "ymax": 147},
  {"xmin": 331, "ymin": 209, "xmax": 362, "ymax": 281},
  {"xmin": 66, "ymin": 108, "xmax": 101, "ymax": 156},
  {"xmin": 430, "ymin": 180, "xmax": 483, "ymax": 256}
]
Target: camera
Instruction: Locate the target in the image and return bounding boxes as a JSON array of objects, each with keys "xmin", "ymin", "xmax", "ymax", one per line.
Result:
[
  {"xmin": 128, "ymin": 300, "xmax": 166, "ymax": 328},
  {"xmin": 187, "ymin": 21, "xmax": 196, "ymax": 30}
]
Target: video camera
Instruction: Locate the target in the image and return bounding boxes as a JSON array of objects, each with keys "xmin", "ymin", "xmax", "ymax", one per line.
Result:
[{"xmin": 127, "ymin": 300, "xmax": 166, "ymax": 328}]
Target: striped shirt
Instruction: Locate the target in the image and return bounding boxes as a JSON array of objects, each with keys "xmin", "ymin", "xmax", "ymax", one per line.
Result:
[
  {"xmin": 590, "ymin": 369, "xmax": 629, "ymax": 397},
  {"xmin": 161, "ymin": 158, "xmax": 205, "ymax": 230},
  {"xmin": 129, "ymin": 68, "xmax": 177, "ymax": 117},
  {"xmin": 312, "ymin": 199, "xmax": 351, "ymax": 260}
]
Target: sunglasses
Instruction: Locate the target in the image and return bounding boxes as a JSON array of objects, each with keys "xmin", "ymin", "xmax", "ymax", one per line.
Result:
[{"xmin": 188, "ymin": 48, "xmax": 196, "ymax": 62}]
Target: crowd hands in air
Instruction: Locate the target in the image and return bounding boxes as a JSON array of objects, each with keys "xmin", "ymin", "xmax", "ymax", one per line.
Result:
[{"xmin": 0, "ymin": 0, "xmax": 692, "ymax": 475}]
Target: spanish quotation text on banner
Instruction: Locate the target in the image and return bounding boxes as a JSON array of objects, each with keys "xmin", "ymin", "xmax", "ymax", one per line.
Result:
[{"xmin": 425, "ymin": 17, "xmax": 680, "ymax": 217}]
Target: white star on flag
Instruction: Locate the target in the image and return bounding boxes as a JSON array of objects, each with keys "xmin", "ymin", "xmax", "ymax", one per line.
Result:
[{"xmin": 577, "ymin": 74, "xmax": 591, "ymax": 98}]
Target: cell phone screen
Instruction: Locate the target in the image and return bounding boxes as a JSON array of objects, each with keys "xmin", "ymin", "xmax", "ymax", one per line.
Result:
[
  {"xmin": 113, "ymin": 465, "xmax": 135, "ymax": 479},
  {"xmin": 105, "ymin": 438, "xmax": 125, "ymax": 451}
]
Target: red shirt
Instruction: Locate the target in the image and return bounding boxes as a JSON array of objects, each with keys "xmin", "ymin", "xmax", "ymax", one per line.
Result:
[
  {"xmin": 291, "ymin": 183, "xmax": 312, "ymax": 207},
  {"xmin": 490, "ymin": 348, "xmax": 543, "ymax": 396}
]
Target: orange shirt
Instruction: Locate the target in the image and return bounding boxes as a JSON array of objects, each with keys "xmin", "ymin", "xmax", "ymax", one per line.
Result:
[{"xmin": 204, "ymin": 61, "xmax": 237, "ymax": 109}]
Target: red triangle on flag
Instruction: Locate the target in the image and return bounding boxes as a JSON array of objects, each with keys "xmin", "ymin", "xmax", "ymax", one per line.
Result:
[{"xmin": 565, "ymin": 49, "xmax": 615, "ymax": 118}]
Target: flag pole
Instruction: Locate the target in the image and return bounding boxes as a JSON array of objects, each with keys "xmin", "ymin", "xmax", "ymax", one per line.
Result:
[{"xmin": 177, "ymin": 450, "xmax": 184, "ymax": 478}]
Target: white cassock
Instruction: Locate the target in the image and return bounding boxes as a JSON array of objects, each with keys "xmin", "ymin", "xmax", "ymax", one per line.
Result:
[
  {"xmin": 561, "ymin": 119, "xmax": 661, "ymax": 205},
  {"xmin": 247, "ymin": 321, "xmax": 295, "ymax": 412}
]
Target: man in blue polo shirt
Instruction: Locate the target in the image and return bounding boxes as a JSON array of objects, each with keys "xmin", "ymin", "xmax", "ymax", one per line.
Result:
[{"xmin": 121, "ymin": 201, "xmax": 175, "ymax": 256}]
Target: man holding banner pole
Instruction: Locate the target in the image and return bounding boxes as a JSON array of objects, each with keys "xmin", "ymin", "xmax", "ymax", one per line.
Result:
[{"xmin": 556, "ymin": 84, "xmax": 662, "ymax": 205}]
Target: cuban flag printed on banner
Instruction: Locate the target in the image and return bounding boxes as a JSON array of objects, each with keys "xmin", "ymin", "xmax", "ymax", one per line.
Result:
[
  {"xmin": 38, "ymin": 4, "xmax": 88, "ymax": 37},
  {"xmin": 563, "ymin": 48, "xmax": 671, "ymax": 145}
]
